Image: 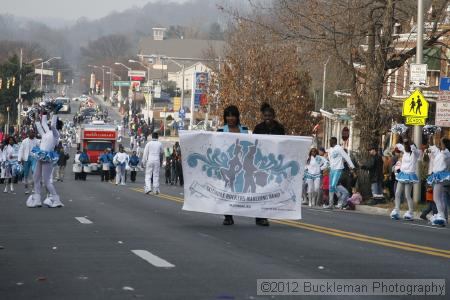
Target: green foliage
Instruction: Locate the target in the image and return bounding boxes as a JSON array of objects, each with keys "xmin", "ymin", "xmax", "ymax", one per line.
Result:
[{"xmin": 0, "ymin": 54, "xmax": 42, "ymax": 126}]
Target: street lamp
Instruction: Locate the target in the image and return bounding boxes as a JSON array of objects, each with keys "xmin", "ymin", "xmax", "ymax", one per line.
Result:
[
  {"xmin": 40, "ymin": 56, "xmax": 61, "ymax": 91},
  {"xmin": 88, "ymin": 65, "xmax": 106, "ymax": 96},
  {"xmin": 138, "ymin": 54, "xmax": 220, "ymax": 130},
  {"xmin": 115, "ymin": 62, "xmax": 133, "ymax": 117},
  {"xmin": 114, "ymin": 62, "xmax": 131, "ymax": 71},
  {"xmin": 102, "ymin": 65, "xmax": 114, "ymax": 100},
  {"xmin": 129, "ymin": 59, "xmax": 154, "ymax": 122}
]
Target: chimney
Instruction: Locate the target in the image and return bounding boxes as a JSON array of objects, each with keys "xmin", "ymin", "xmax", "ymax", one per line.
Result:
[{"xmin": 152, "ymin": 27, "xmax": 167, "ymax": 41}]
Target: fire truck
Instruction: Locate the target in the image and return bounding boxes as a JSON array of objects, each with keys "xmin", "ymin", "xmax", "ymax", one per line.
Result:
[{"xmin": 78, "ymin": 121, "xmax": 118, "ymax": 172}]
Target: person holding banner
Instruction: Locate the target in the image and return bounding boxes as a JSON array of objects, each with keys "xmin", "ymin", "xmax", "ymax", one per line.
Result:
[
  {"xmin": 252, "ymin": 103, "xmax": 286, "ymax": 225},
  {"xmin": 324, "ymin": 137, "xmax": 355, "ymax": 209},
  {"xmin": 217, "ymin": 105, "xmax": 249, "ymax": 225},
  {"xmin": 426, "ymin": 138, "xmax": 450, "ymax": 226},
  {"xmin": 390, "ymin": 140, "xmax": 420, "ymax": 221}
]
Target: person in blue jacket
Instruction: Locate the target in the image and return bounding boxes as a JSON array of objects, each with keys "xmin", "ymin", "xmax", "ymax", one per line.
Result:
[
  {"xmin": 108, "ymin": 148, "xmax": 115, "ymax": 183},
  {"xmin": 129, "ymin": 150, "xmax": 140, "ymax": 182},
  {"xmin": 98, "ymin": 149, "xmax": 111, "ymax": 182}
]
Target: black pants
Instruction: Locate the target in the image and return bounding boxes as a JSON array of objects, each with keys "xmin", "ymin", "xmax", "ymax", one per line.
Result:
[
  {"xmin": 130, "ymin": 171, "xmax": 137, "ymax": 182},
  {"xmin": 421, "ymin": 202, "xmax": 438, "ymax": 217},
  {"xmin": 80, "ymin": 171, "xmax": 87, "ymax": 181},
  {"xmin": 101, "ymin": 170, "xmax": 109, "ymax": 182},
  {"xmin": 109, "ymin": 168, "xmax": 116, "ymax": 181}
]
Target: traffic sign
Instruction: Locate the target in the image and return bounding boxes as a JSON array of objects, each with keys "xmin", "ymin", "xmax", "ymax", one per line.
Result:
[
  {"xmin": 113, "ymin": 81, "xmax": 131, "ymax": 87},
  {"xmin": 436, "ymin": 102, "xmax": 450, "ymax": 127},
  {"xmin": 439, "ymin": 77, "xmax": 450, "ymax": 91},
  {"xmin": 405, "ymin": 116, "xmax": 426, "ymax": 126},
  {"xmin": 402, "ymin": 89, "xmax": 429, "ymax": 118},
  {"xmin": 128, "ymin": 70, "xmax": 146, "ymax": 78},
  {"xmin": 409, "ymin": 64, "xmax": 427, "ymax": 87}
]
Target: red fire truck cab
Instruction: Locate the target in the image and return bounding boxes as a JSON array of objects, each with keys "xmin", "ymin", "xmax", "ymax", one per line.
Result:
[{"xmin": 79, "ymin": 122, "xmax": 118, "ymax": 172}]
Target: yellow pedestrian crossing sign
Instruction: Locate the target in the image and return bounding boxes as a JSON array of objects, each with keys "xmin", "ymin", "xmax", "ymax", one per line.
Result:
[{"xmin": 402, "ymin": 89, "xmax": 429, "ymax": 118}]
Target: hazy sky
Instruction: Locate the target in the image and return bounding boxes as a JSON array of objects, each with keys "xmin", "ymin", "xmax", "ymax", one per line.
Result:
[{"xmin": 2, "ymin": 0, "xmax": 189, "ymax": 20}]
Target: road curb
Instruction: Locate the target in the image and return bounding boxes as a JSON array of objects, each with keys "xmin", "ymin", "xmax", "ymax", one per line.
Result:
[{"xmin": 355, "ymin": 205, "xmax": 422, "ymax": 220}]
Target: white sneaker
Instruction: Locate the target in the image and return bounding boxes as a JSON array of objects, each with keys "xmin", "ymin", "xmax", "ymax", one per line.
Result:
[
  {"xmin": 430, "ymin": 214, "xmax": 446, "ymax": 227},
  {"xmin": 322, "ymin": 204, "xmax": 333, "ymax": 209},
  {"xmin": 390, "ymin": 209, "xmax": 400, "ymax": 220},
  {"xmin": 3, "ymin": 186, "xmax": 7, "ymax": 193},
  {"xmin": 25, "ymin": 189, "xmax": 29, "ymax": 195},
  {"xmin": 336, "ymin": 204, "xmax": 343, "ymax": 209},
  {"xmin": 120, "ymin": 183, "xmax": 126, "ymax": 186},
  {"xmin": 10, "ymin": 184, "xmax": 14, "ymax": 192},
  {"xmin": 403, "ymin": 211, "xmax": 414, "ymax": 221}
]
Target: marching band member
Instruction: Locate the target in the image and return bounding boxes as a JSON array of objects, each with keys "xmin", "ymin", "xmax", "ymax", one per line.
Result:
[
  {"xmin": 18, "ymin": 130, "xmax": 40, "ymax": 194},
  {"xmin": 426, "ymin": 138, "xmax": 450, "ymax": 226},
  {"xmin": 27, "ymin": 113, "xmax": 63, "ymax": 208},
  {"xmin": 390, "ymin": 140, "xmax": 420, "ymax": 220},
  {"xmin": 305, "ymin": 147, "xmax": 329, "ymax": 207},
  {"xmin": 113, "ymin": 145, "xmax": 129, "ymax": 185},
  {"xmin": 325, "ymin": 137, "xmax": 355, "ymax": 209},
  {"xmin": 2, "ymin": 137, "xmax": 18, "ymax": 193},
  {"xmin": 142, "ymin": 132, "xmax": 163, "ymax": 194}
]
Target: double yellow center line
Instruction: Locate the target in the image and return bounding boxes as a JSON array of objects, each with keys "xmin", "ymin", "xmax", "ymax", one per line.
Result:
[{"xmin": 130, "ymin": 187, "xmax": 450, "ymax": 259}]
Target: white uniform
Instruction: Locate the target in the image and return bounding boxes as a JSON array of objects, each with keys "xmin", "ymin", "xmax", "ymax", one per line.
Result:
[
  {"xmin": 114, "ymin": 152, "xmax": 129, "ymax": 185},
  {"xmin": 304, "ymin": 155, "xmax": 328, "ymax": 206},
  {"xmin": 18, "ymin": 137, "xmax": 40, "ymax": 190},
  {"xmin": 142, "ymin": 139, "xmax": 163, "ymax": 193},
  {"xmin": 27, "ymin": 114, "xmax": 62, "ymax": 208},
  {"xmin": 391, "ymin": 143, "xmax": 420, "ymax": 220}
]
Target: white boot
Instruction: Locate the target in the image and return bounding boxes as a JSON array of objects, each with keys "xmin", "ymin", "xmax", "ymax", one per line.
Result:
[
  {"xmin": 3, "ymin": 185, "xmax": 7, "ymax": 193},
  {"xmin": 10, "ymin": 184, "xmax": 14, "ymax": 193},
  {"xmin": 26, "ymin": 194, "xmax": 42, "ymax": 208},
  {"xmin": 44, "ymin": 194, "xmax": 63, "ymax": 208}
]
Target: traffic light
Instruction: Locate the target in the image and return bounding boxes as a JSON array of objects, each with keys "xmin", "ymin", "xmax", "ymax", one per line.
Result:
[
  {"xmin": 11, "ymin": 76, "xmax": 15, "ymax": 87},
  {"xmin": 6, "ymin": 78, "xmax": 10, "ymax": 89}
]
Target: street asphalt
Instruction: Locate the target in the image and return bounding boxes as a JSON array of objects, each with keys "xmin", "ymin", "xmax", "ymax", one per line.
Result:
[{"xmin": 1, "ymin": 91, "xmax": 449, "ymax": 300}]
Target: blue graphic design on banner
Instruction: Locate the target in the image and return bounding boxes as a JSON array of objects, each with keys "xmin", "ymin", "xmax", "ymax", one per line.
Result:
[
  {"xmin": 180, "ymin": 131, "xmax": 312, "ymax": 220},
  {"xmin": 187, "ymin": 139, "xmax": 299, "ymax": 193}
]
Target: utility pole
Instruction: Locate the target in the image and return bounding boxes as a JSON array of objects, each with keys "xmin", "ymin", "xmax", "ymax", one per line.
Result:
[
  {"xmin": 17, "ymin": 48, "xmax": 23, "ymax": 128},
  {"xmin": 322, "ymin": 57, "xmax": 330, "ymax": 110},
  {"xmin": 413, "ymin": 0, "xmax": 424, "ymax": 203}
]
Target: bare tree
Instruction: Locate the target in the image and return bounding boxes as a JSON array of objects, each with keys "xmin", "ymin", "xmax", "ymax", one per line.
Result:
[
  {"xmin": 208, "ymin": 19, "xmax": 316, "ymax": 135},
  {"xmin": 224, "ymin": 0, "xmax": 450, "ymax": 149}
]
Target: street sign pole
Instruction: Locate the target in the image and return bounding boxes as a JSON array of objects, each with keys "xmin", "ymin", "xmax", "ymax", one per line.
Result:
[{"xmin": 413, "ymin": 0, "xmax": 424, "ymax": 204}]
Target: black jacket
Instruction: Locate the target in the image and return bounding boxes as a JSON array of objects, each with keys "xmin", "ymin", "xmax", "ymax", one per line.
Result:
[
  {"xmin": 361, "ymin": 154, "xmax": 384, "ymax": 183},
  {"xmin": 57, "ymin": 150, "xmax": 70, "ymax": 167},
  {"xmin": 253, "ymin": 121, "xmax": 285, "ymax": 135}
]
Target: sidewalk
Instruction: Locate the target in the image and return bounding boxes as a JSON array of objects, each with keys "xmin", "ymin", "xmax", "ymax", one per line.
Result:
[{"xmin": 355, "ymin": 205, "xmax": 423, "ymax": 220}]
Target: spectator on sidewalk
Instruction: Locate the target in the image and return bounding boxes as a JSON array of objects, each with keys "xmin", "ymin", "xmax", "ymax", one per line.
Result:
[
  {"xmin": 55, "ymin": 144, "xmax": 69, "ymax": 182},
  {"xmin": 360, "ymin": 145, "xmax": 384, "ymax": 198}
]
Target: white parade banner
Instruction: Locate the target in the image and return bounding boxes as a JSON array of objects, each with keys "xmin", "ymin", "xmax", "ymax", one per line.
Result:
[{"xmin": 179, "ymin": 131, "xmax": 312, "ymax": 219}]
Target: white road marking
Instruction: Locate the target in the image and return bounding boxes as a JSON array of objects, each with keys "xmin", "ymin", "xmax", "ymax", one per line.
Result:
[
  {"xmin": 404, "ymin": 223, "xmax": 446, "ymax": 230},
  {"xmin": 305, "ymin": 208, "xmax": 333, "ymax": 213},
  {"xmin": 131, "ymin": 250, "xmax": 175, "ymax": 268},
  {"xmin": 75, "ymin": 217, "xmax": 93, "ymax": 224}
]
